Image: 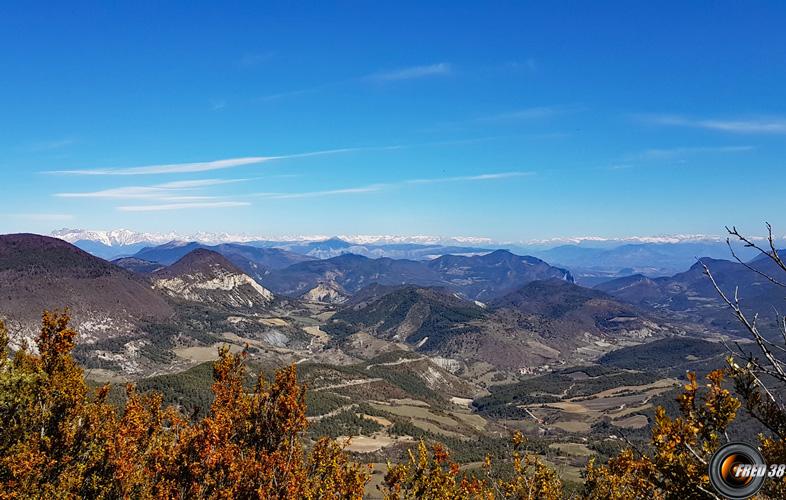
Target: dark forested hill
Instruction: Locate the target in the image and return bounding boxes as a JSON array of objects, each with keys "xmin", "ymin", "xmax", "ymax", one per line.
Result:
[
  {"xmin": 0, "ymin": 234, "xmax": 173, "ymax": 337},
  {"xmin": 262, "ymin": 250, "xmax": 572, "ymax": 301},
  {"xmin": 597, "ymin": 257, "xmax": 786, "ymax": 336}
]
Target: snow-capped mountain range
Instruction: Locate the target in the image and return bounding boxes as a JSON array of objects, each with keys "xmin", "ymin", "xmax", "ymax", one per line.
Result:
[
  {"xmin": 51, "ymin": 227, "xmax": 758, "ymax": 249},
  {"xmin": 52, "ymin": 228, "xmax": 182, "ymax": 247},
  {"xmin": 50, "ymin": 228, "xmax": 497, "ymax": 247},
  {"xmin": 44, "ymin": 227, "xmax": 780, "ymax": 281}
]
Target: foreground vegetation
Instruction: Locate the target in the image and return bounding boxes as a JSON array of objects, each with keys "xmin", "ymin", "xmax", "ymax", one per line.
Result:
[
  {"xmin": 1, "ymin": 310, "xmax": 785, "ymax": 498},
  {"xmin": 0, "ymin": 312, "xmax": 561, "ymax": 498}
]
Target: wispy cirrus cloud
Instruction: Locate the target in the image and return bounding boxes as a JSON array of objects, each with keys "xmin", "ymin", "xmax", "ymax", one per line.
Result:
[
  {"xmin": 55, "ymin": 178, "xmax": 248, "ymax": 199},
  {"xmin": 259, "ymin": 88, "xmax": 319, "ymax": 102},
  {"xmin": 117, "ymin": 201, "xmax": 251, "ymax": 212},
  {"xmin": 156, "ymin": 179, "xmax": 248, "ymax": 189},
  {"xmin": 365, "ymin": 63, "xmax": 453, "ymax": 82},
  {"xmin": 423, "ymin": 106, "xmax": 583, "ymax": 134},
  {"xmin": 634, "ymin": 145, "xmax": 756, "ymax": 160},
  {"xmin": 259, "ymin": 63, "xmax": 453, "ymax": 101},
  {"xmin": 27, "ymin": 138, "xmax": 76, "ymax": 152},
  {"xmin": 637, "ymin": 113, "xmax": 786, "ymax": 135},
  {"xmin": 478, "ymin": 105, "xmax": 585, "ymax": 123},
  {"xmin": 56, "ymin": 187, "xmax": 168, "ymax": 199},
  {"xmin": 237, "ymin": 51, "xmax": 275, "ymax": 68},
  {"xmin": 503, "ymin": 59, "xmax": 538, "ymax": 73},
  {"xmin": 49, "ymin": 157, "xmax": 267, "ymax": 176},
  {"xmin": 45, "ymin": 146, "xmax": 399, "ymax": 176},
  {"xmin": 255, "ymin": 185, "xmax": 387, "ymax": 200},
  {"xmin": 405, "ymin": 171, "xmax": 534, "ymax": 184},
  {"xmin": 258, "ymin": 82, "xmax": 341, "ymax": 102},
  {"xmin": 602, "ymin": 145, "xmax": 756, "ymax": 171},
  {"xmin": 78, "ymin": 170, "xmax": 531, "ymax": 212},
  {"xmin": 252, "ymin": 171, "xmax": 533, "ymax": 200}
]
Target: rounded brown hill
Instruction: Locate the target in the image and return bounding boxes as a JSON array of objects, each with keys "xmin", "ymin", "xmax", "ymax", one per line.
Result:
[
  {"xmin": 0, "ymin": 234, "xmax": 173, "ymax": 335},
  {"xmin": 153, "ymin": 248, "xmax": 245, "ymax": 278},
  {"xmin": 152, "ymin": 248, "xmax": 274, "ymax": 308}
]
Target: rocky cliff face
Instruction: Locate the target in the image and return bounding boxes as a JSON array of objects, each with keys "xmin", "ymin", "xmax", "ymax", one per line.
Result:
[
  {"xmin": 152, "ymin": 249, "xmax": 274, "ymax": 309},
  {"xmin": 300, "ymin": 281, "xmax": 349, "ymax": 304}
]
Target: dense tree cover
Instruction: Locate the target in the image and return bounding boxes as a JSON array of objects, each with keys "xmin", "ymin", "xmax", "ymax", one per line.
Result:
[
  {"xmin": 297, "ymin": 359, "xmax": 451, "ymax": 408},
  {"xmin": 305, "ymin": 390, "xmax": 349, "ymax": 417},
  {"xmin": 0, "ymin": 311, "xmax": 369, "ymax": 498},
  {"xmin": 474, "ymin": 367, "xmax": 662, "ymax": 418},
  {"xmin": 309, "ymin": 410, "xmax": 384, "ymax": 439},
  {"xmin": 584, "ymin": 369, "xmax": 740, "ymax": 498},
  {"xmin": 2, "ymin": 310, "xmax": 785, "ymax": 498},
  {"xmin": 0, "ymin": 312, "xmax": 567, "ymax": 499},
  {"xmin": 136, "ymin": 362, "xmax": 217, "ymax": 419},
  {"xmin": 323, "ymin": 286, "xmax": 484, "ymax": 350},
  {"xmin": 584, "ymin": 369, "xmax": 786, "ymax": 499},
  {"xmin": 599, "ymin": 337, "xmax": 727, "ymax": 374},
  {"xmin": 382, "ymin": 435, "xmax": 562, "ymax": 500},
  {"xmin": 386, "ymin": 421, "xmax": 552, "ymax": 465}
]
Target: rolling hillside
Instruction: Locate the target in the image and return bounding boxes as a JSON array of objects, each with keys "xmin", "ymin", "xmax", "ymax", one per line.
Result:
[
  {"xmin": 152, "ymin": 249, "xmax": 275, "ymax": 309},
  {"xmin": 0, "ymin": 234, "xmax": 173, "ymax": 341},
  {"xmin": 262, "ymin": 250, "xmax": 572, "ymax": 301}
]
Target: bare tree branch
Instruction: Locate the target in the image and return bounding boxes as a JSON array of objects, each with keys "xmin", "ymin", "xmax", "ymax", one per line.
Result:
[
  {"xmin": 725, "ymin": 237, "xmax": 786, "ymax": 288},
  {"xmin": 726, "ymin": 223, "xmax": 786, "ymax": 274},
  {"xmin": 702, "ymin": 263, "xmax": 786, "ymax": 381}
]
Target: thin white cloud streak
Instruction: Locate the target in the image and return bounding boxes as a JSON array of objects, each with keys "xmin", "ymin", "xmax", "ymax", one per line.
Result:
[
  {"xmin": 27, "ymin": 138, "xmax": 76, "ymax": 152},
  {"xmin": 405, "ymin": 171, "xmax": 534, "ymax": 184},
  {"xmin": 638, "ymin": 114, "xmax": 786, "ymax": 134},
  {"xmin": 117, "ymin": 201, "xmax": 251, "ymax": 212},
  {"xmin": 156, "ymin": 196, "xmax": 221, "ymax": 202},
  {"xmin": 46, "ymin": 147, "xmax": 398, "ymax": 176},
  {"xmin": 57, "ymin": 187, "xmax": 171, "ymax": 199},
  {"xmin": 635, "ymin": 145, "xmax": 755, "ymax": 160},
  {"xmin": 605, "ymin": 164, "xmax": 635, "ymax": 171},
  {"xmin": 423, "ymin": 106, "xmax": 583, "ymax": 134},
  {"xmin": 256, "ymin": 185, "xmax": 387, "ymax": 200},
  {"xmin": 50, "ymin": 157, "xmax": 268, "ymax": 176},
  {"xmin": 365, "ymin": 63, "xmax": 453, "ymax": 82},
  {"xmin": 258, "ymin": 83, "xmax": 337, "ymax": 102},
  {"xmin": 503, "ymin": 59, "xmax": 537, "ymax": 72},
  {"xmin": 155, "ymin": 178, "xmax": 248, "ymax": 189},
  {"xmin": 477, "ymin": 105, "xmax": 586, "ymax": 122},
  {"xmin": 55, "ymin": 178, "xmax": 248, "ymax": 199},
  {"xmin": 252, "ymin": 171, "xmax": 533, "ymax": 200},
  {"xmin": 260, "ymin": 63, "xmax": 453, "ymax": 100},
  {"xmin": 237, "ymin": 51, "xmax": 275, "ymax": 68}
]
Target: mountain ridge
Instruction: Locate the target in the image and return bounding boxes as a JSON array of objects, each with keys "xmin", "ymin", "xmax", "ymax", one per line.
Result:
[
  {"xmin": 0, "ymin": 234, "xmax": 174, "ymax": 341},
  {"xmin": 261, "ymin": 250, "xmax": 572, "ymax": 301},
  {"xmin": 152, "ymin": 249, "xmax": 275, "ymax": 308},
  {"xmin": 596, "ymin": 256, "xmax": 786, "ymax": 336}
]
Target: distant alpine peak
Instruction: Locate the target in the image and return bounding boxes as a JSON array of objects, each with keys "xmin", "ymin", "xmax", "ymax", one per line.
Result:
[
  {"xmin": 52, "ymin": 228, "xmax": 299, "ymax": 246},
  {"xmin": 55, "ymin": 228, "xmax": 766, "ymax": 249},
  {"xmin": 336, "ymin": 234, "xmax": 494, "ymax": 246},
  {"xmin": 50, "ymin": 228, "xmax": 496, "ymax": 247},
  {"xmin": 52, "ymin": 228, "xmax": 183, "ymax": 246},
  {"xmin": 527, "ymin": 234, "xmax": 734, "ymax": 245}
]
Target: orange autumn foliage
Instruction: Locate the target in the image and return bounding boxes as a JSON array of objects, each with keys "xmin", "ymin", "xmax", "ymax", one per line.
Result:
[
  {"xmin": 584, "ymin": 370, "xmax": 743, "ymax": 499},
  {"xmin": 3, "ymin": 311, "xmax": 783, "ymax": 499},
  {"xmin": 0, "ymin": 312, "xmax": 568, "ymax": 499},
  {"xmin": 380, "ymin": 433, "xmax": 563, "ymax": 500},
  {"xmin": 0, "ymin": 311, "xmax": 369, "ymax": 499}
]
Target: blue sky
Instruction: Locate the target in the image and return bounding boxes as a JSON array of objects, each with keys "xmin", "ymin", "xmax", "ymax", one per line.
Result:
[{"xmin": 1, "ymin": 1, "xmax": 785, "ymax": 242}]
